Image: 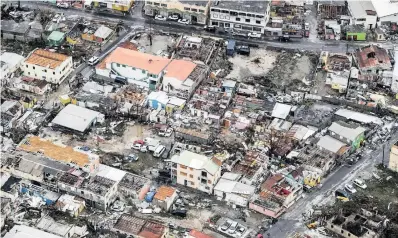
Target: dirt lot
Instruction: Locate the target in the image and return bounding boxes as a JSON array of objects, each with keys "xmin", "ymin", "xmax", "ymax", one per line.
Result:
[
  {"xmin": 226, "ymin": 48, "xmax": 279, "ymax": 80},
  {"xmin": 134, "ymin": 33, "xmax": 177, "ymax": 55}
]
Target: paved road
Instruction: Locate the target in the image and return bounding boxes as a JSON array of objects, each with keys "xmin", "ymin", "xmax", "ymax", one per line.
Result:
[
  {"xmin": 23, "ymin": 2, "xmax": 395, "ymax": 53},
  {"xmin": 265, "ymin": 131, "xmax": 398, "ymax": 237}
]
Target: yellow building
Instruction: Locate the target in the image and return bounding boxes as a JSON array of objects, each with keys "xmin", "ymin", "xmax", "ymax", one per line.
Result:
[
  {"xmin": 389, "ymin": 141, "xmax": 398, "ymax": 172},
  {"xmin": 92, "ymin": 0, "xmax": 134, "ymax": 12},
  {"xmin": 144, "ymin": 0, "xmax": 210, "ymax": 25}
]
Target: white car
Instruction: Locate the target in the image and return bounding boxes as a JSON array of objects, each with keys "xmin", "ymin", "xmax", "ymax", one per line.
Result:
[
  {"xmin": 140, "ymin": 145, "xmax": 148, "ymax": 153},
  {"xmin": 345, "ymin": 184, "xmax": 357, "ymax": 194},
  {"xmin": 158, "ymin": 128, "xmax": 173, "ymax": 137},
  {"xmin": 248, "ymin": 32, "xmax": 261, "ymax": 38},
  {"xmin": 353, "ymin": 179, "xmax": 367, "ymax": 189},
  {"xmin": 178, "ymin": 19, "xmax": 190, "ymax": 25},
  {"xmin": 155, "ymin": 15, "xmax": 166, "ymax": 21},
  {"xmin": 132, "ymin": 143, "xmax": 142, "ymax": 150},
  {"xmin": 57, "ymin": 3, "xmax": 69, "ymax": 8},
  {"xmin": 168, "ymin": 15, "xmax": 179, "ymax": 21},
  {"xmin": 87, "ymin": 56, "xmax": 99, "ymax": 66}
]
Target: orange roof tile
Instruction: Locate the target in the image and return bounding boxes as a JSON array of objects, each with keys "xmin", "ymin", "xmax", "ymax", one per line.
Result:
[
  {"xmin": 189, "ymin": 230, "xmax": 213, "ymax": 238},
  {"xmin": 105, "ymin": 47, "xmax": 171, "ymax": 75},
  {"xmin": 164, "ymin": 59, "xmax": 196, "ymax": 81},
  {"xmin": 25, "ymin": 49, "xmax": 69, "ymax": 69},
  {"xmin": 19, "ymin": 136, "xmax": 90, "ymax": 167},
  {"xmin": 154, "ymin": 186, "xmax": 176, "ymax": 201}
]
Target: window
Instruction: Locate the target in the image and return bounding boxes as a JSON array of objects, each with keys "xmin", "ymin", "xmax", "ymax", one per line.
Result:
[
  {"xmin": 211, "ymin": 8, "xmax": 220, "ymax": 12},
  {"xmin": 236, "ymin": 17, "xmax": 241, "ymax": 21},
  {"xmin": 117, "ymin": 63, "xmax": 120, "ymax": 67},
  {"xmin": 208, "ymin": 180, "xmax": 212, "ymax": 184},
  {"xmin": 247, "ymin": 13, "xmax": 254, "ymax": 17},
  {"xmin": 184, "ymin": 7, "xmax": 190, "ymax": 10},
  {"xmin": 180, "ymin": 171, "xmax": 187, "ymax": 176},
  {"xmin": 213, "ymin": 14, "xmax": 219, "ymax": 18},
  {"xmin": 153, "ymin": 2, "xmax": 159, "ymax": 6},
  {"xmin": 341, "ymin": 230, "xmax": 344, "ymax": 234},
  {"xmin": 26, "ymin": 65, "xmax": 28, "ymax": 68},
  {"xmin": 28, "ymin": 72, "xmax": 30, "ymax": 75},
  {"xmin": 256, "ymin": 15, "xmax": 264, "ymax": 18},
  {"xmin": 205, "ymin": 186, "xmax": 210, "ymax": 190},
  {"xmin": 331, "ymin": 225, "xmax": 334, "ymax": 228},
  {"xmin": 33, "ymin": 66, "xmax": 35, "ymax": 69},
  {"xmin": 221, "ymin": 10, "xmax": 229, "ymax": 14},
  {"xmin": 256, "ymin": 20, "xmax": 261, "ymax": 24},
  {"xmin": 239, "ymin": 12, "xmax": 246, "ymax": 16},
  {"xmin": 234, "ymin": 24, "xmax": 241, "ymax": 29},
  {"xmin": 122, "ymin": 65, "xmax": 126, "ymax": 68},
  {"xmin": 211, "ymin": 21, "xmax": 218, "ymax": 26},
  {"xmin": 253, "ymin": 27, "xmax": 262, "ymax": 32},
  {"xmin": 245, "ymin": 19, "xmax": 250, "ymax": 23},
  {"xmin": 161, "ymin": 3, "xmax": 167, "ymax": 7},
  {"xmin": 142, "ymin": 69, "xmax": 146, "ymax": 73},
  {"xmin": 230, "ymin": 11, "xmax": 238, "ymax": 16},
  {"xmin": 225, "ymin": 23, "xmax": 230, "ymax": 27},
  {"xmin": 201, "ymin": 171, "xmax": 207, "ymax": 177},
  {"xmin": 191, "ymin": 8, "xmax": 197, "ymax": 12},
  {"xmin": 199, "ymin": 10, "xmax": 204, "ymax": 13},
  {"xmin": 81, "ymin": 191, "xmax": 84, "ymax": 194},
  {"xmin": 180, "ymin": 165, "xmax": 187, "ymax": 169},
  {"xmin": 190, "ymin": 181, "xmax": 195, "ymax": 185},
  {"xmin": 147, "ymin": 1, "xmax": 152, "ymax": 4},
  {"xmin": 190, "ymin": 174, "xmax": 193, "ymax": 178},
  {"xmin": 356, "ymin": 18, "xmax": 366, "ymax": 21},
  {"xmin": 53, "ymin": 72, "xmax": 55, "ymax": 75},
  {"xmin": 201, "ymin": 178, "xmax": 207, "ymax": 184},
  {"xmin": 189, "ymin": 168, "xmax": 193, "ymax": 171}
]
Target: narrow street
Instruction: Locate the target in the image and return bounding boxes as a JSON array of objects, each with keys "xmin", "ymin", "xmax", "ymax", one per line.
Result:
[{"xmin": 265, "ymin": 131, "xmax": 398, "ymax": 237}]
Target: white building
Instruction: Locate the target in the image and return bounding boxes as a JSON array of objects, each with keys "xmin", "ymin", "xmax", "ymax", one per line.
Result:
[
  {"xmin": 171, "ymin": 150, "xmax": 221, "ymax": 194},
  {"xmin": 214, "ymin": 173, "xmax": 255, "ymax": 207},
  {"xmin": 209, "ymin": 0, "xmax": 270, "ymax": 34},
  {"xmin": 371, "ymin": 0, "xmax": 398, "ymax": 25},
  {"xmin": 347, "ymin": 1, "xmax": 378, "ymax": 29},
  {"xmin": 0, "ymin": 52, "xmax": 24, "ymax": 82},
  {"xmin": 22, "ymin": 49, "xmax": 72, "ymax": 84}
]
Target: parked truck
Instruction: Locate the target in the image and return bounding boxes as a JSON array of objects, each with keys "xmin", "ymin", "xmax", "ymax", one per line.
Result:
[{"xmin": 144, "ymin": 138, "xmax": 160, "ymax": 152}]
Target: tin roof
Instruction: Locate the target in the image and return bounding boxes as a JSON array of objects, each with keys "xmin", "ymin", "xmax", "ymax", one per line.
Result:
[{"xmin": 25, "ymin": 49, "xmax": 69, "ymax": 69}]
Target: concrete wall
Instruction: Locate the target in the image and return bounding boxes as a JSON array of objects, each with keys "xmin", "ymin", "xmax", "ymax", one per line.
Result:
[
  {"xmin": 249, "ymin": 202, "xmax": 284, "ymax": 218},
  {"xmin": 22, "ymin": 56, "xmax": 73, "ymax": 84}
]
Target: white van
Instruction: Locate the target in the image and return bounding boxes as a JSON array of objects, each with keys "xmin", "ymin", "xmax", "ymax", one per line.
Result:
[{"xmin": 153, "ymin": 145, "xmax": 166, "ymax": 158}]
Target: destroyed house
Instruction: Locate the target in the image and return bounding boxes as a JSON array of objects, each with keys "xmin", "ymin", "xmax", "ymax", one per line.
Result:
[
  {"xmin": 112, "ymin": 215, "xmax": 167, "ymax": 238},
  {"xmin": 1, "ymin": 100, "xmax": 23, "ymax": 131},
  {"xmin": 231, "ymin": 151, "xmax": 266, "ymax": 186},
  {"xmin": 354, "ymin": 45, "xmax": 392, "ymax": 75},
  {"xmin": 3, "ymin": 152, "xmax": 71, "ymax": 187},
  {"xmin": 51, "ymin": 104, "xmax": 103, "ymax": 133},
  {"xmin": 117, "ymin": 172, "xmax": 151, "ymax": 199},
  {"xmin": 317, "ymin": 1, "xmax": 347, "ymax": 19},
  {"xmin": 36, "ymin": 215, "xmax": 87, "ymax": 238},
  {"xmin": 175, "ymin": 36, "xmax": 216, "ymax": 64},
  {"xmin": 1, "ymin": 20, "xmax": 30, "ymax": 41},
  {"xmin": 323, "ymin": 52, "xmax": 352, "ymax": 73},
  {"xmin": 153, "ymin": 186, "xmax": 177, "ymax": 211},
  {"xmin": 249, "ymin": 190, "xmax": 285, "ymax": 218},
  {"xmin": 260, "ymin": 173, "xmax": 303, "ymax": 208},
  {"xmin": 325, "ymin": 210, "xmax": 384, "ymax": 238},
  {"xmin": 18, "ymin": 136, "xmax": 100, "ymax": 173},
  {"xmin": 214, "ymin": 176, "xmax": 255, "ymax": 207},
  {"xmin": 23, "ymin": 49, "xmax": 73, "ymax": 85},
  {"xmin": 3, "ymin": 225, "xmax": 64, "ymax": 238},
  {"xmin": 296, "ymin": 144, "xmax": 337, "ymax": 176},
  {"xmin": 20, "ymin": 182, "xmax": 60, "ymax": 206},
  {"xmin": 175, "ymin": 127, "xmax": 213, "ymax": 144}
]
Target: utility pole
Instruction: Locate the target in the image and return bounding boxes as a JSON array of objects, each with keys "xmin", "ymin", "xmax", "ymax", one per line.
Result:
[{"xmin": 382, "ymin": 143, "xmax": 386, "ymax": 167}]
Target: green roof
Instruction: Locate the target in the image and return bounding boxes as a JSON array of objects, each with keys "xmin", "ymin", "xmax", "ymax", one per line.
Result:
[{"xmin": 47, "ymin": 31, "xmax": 65, "ymax": 41}]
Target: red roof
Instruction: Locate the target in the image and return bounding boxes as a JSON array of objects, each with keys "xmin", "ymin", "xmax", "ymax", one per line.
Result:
[{"xmin": 189, "ymin": 230, "xmax": 213, "ymax": 238}]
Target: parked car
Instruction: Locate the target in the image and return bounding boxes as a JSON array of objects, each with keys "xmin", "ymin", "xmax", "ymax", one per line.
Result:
[
  {"xmin": 87, "ymin": 56, "xmax": 99, "ymax": 66},
  {"xmin": 57, "ymin": 2, "xmax": 69, "ymax": 8},
  {"xmin": 155, "ymin": 15, "xmax": 166, "ymax": 21},
  {"xmin": 124, "ymin": 154, "xmax": 138, "ymax": 161},
  {"xmin": 248, "ymin": 32, "xmax": 261, "ymax": 38},
  {"xmin": 353, "ymin": 179, "xmax": 367, "ymax": 189},
  {"xmin": 236, "ymin": 45, "xmax": 250, "ymax": 56},
  {"xmin": 132, "ymin": 143, "xmax": 142, "ymax": 150},
  {"xmin": 171, "ymin": 209, "xmax": 187, "ymax": 218},
  {"xmin": 140, "ymin": 145, "xmax": 148, "ymax": 153},
  {"xmin": 344, "ymin": 184, "xmax": 357, "ymax": 194},
  {"xmin": 204, "ymin": 25, "xmax": 216, "ymax": 32},
  {"xmin": 159, "ymin": 128, "xmax": 173, "ymax": 137},
  {"xmin": 335, "ymin": 189, "xmax": 350, "ymax": 201},
  {"xmin": 178, "ymin": 19, "xmax": 190, "ymax": 25},
  {"xmin": 228, "ymin": 221, "xmax": 238, "ymax": 234},
  {"xmin": 168, "ymin": 15, "xmax": 179, "ymax": 21},
  {"xmin": 236, "ymin": 225, "xmax": 246, "ymax": 236},
  {"xmin": 220, "ymin": 220, "xmax": 232, "ymax": 231}
]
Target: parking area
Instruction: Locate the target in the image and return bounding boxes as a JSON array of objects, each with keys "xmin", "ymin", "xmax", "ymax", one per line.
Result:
[{"xmin": 216, "ymin": 217, "xmax": 251, "ymax": 238}]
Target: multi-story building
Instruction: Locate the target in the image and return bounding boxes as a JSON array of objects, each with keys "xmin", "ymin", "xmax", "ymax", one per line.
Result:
[
  {"xmin": 389, "ymin": 141, "xmax": 398, "ymax": 172},
  {"xmin": 144, "ymin": 0, "xmax": 210, "ymax": 25},
  {"xmin": 22, "ymin": 49, "xmax": 73, "ymax": 85},
  {"xmin": 171, "ymin": 150, "xmax": 221, "ymax": 194},
  {"xmin": 209, "ymin": 0, "xmax": 270, "ymax": 34},
  {"xmin": 347, "ymin": 1, "xmax": 377, "ymax": 30},
  {"xmin": 328, "ymin": 121, "xmax": 366, "ymax": 151}
]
